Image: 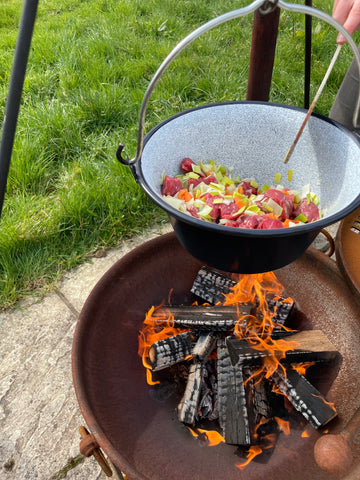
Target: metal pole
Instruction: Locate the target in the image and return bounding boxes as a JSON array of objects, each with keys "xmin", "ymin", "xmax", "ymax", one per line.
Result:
[{"xmin": 0, "ymin": 0, "xmax": 39, "ymax": 219}]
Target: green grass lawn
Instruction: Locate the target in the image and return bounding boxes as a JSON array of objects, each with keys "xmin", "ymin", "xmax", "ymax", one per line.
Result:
[{"xmin": 0, "ymin": 0, "xmax": 358, "ymax": 309}]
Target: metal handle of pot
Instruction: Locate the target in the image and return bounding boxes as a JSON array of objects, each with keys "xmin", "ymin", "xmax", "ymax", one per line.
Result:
[{"xmin": 118, "ymin": 0, "xmax": 360, "ymax": 166}]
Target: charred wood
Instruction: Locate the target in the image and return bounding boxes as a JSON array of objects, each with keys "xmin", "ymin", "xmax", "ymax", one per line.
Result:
[
  {"xmin": 270, "ymin": 365, "xmax": 338, "ymax": 428},
  {"xmin": 242, "ymin": 366, "xmax": 280, "ymax": 445},
  {"xmin": 191, "ymin": 267, "xmax": 236, "ymax": 304},
  {"xmin": 217, "ymin": 340, "xmax": 251, "ymax": 445},
  {"xmin": 149, "ymin": 332, "xmax": 196, "ymax": 372},
  {"xmin": 197, "ymin": 360, "xmax": 218, "ymax": 421},
  {"xmin": 152, "ymin": 304, "xmax": 251, "ymax": 331},
  {"xmin": 267, "ymin": 297, "xmax": 294, "ymax": 326},
  {"xmin": 243, "ymin": 365, "xmax": 273, "ymax": 420},
  {"xmin": 226, "ymin": 330, "xmax": 339, "ymax": 367},
  {"xmin": 178, "ymin": 361, "xmax": 204, "ymax": 425}
]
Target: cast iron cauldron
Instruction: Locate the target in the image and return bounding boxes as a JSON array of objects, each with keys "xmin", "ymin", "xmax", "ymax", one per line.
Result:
[{"xmin": 118, "ymin": 0, "xmax": 360, "ymax": 273}]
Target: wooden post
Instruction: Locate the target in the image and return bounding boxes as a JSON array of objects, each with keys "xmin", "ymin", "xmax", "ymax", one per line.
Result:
[{"xmin": 247, "ymin": 7, "xmax": 280, "ymax": 101}]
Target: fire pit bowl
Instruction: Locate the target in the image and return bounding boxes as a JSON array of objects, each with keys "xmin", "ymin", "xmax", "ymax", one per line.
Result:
[
  {"xmin": 72, "ymin": 232, "xmax": 360, "ymax": 480},
  {"xmin": 118, "ymin": 0, "xmax": 360, "ymax": 273}
]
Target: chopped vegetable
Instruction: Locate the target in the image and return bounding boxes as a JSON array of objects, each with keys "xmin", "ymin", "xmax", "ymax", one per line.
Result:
[
  {"xmin": 274, "ymin": 172, "xmax": 282, "ymax": 184},
  {"xmin": 161, "ymin": 158, "xmax": 321, "ymax": 230},
  {"xmin": 295, "ymin": 213, "xmax": 309, "ymax": 223}
]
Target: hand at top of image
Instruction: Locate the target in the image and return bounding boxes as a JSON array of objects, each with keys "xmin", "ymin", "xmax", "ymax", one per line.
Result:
[{"xmin": 333, "ymin": 0, "xmax": 360, "ymax": 43}]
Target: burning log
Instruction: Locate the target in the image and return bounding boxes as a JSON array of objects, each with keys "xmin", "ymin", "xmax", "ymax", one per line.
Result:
[
  {"xmin": 177, "ymin": 361, "xmax": 204, "ymax": 425},
  {"xmin": 270, "ymin": 365, "xmax": 338, "ymax": 428},
  {"xmin": 242, "ymin": 365, "xmax": 281, "ymax": 449},
  {"xmin": 226, "ymin": 330, "xmax": 339, "ymax": 367},
  {"xmin": 243, "ymin": 365, "xmax": 274, "ymax": 421},
  {"xmin": 266, "ymin": 297, "xmax": 294, "ymax": 325},
  {"xmin": 178, "ymin": 335, "xmax": 218, "ymax": 424},
  {"xmin": 217, "ymin": 340, "xmax": 252, "ymax": 445},
  {"xmin": 217, "ymin": 341, "xmax": 280, "ymax": 446},
  {"xmin": 191, "ymin": 266, "xmax": 294, "ymax": 325},
  {"xmin": 148, "ymin": 332, "xmax": 196, "ymax": 372},
  {"xmin": 151, "ymin": 304, "xmax": 252, "ymax": 332}
]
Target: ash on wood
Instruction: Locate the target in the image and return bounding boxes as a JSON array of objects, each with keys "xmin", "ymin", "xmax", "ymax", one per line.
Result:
[
  {"xmin": 192, "ymin": 332, "xmax": 217, "ymax": 361},
  {"xmin": 178, "ymin": 361, "xmax": 204, "ymax": 425},
  {"xmin": 191, "ymin": 267, "xmax": 236, "ymax": 304},
  {"xmin": 270, "ymin": 365, "xmax": 338, "ymax": 428},
  {"xmin": 197, "ymin": 360, "xmax": 218, "ymax": 421},
  {"xmin": 149, "ymin": 332, "xmax": 196, "ymax": 372}
]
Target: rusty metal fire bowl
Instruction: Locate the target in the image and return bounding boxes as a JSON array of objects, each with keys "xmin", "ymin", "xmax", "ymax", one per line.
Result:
[{"xmin": 72, "ymin": 232, "xmax": 360, "ymax": 480}]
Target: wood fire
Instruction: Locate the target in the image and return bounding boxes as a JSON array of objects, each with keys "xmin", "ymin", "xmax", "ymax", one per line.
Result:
[{"xmin": 138, "ymin": 266, "xmax": 340, "ymax": 468}]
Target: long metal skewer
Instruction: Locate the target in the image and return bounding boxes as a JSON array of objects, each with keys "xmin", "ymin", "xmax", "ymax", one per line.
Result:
[{"xmin": 283, "ymin": 43, "xmax": 342, "ymax": 164}]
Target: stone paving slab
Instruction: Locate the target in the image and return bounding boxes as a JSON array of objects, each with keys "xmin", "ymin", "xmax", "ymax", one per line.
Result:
[
  {"xmin": 0, "ymin": 224, "xmax": 171, "ymax": 480},
  {"xmin": 0, "ymin": 221, "xmax": 343, "ymax": 479}
]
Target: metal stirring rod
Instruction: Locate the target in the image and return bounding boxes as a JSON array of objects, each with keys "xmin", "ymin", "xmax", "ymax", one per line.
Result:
[{"xmin": 283, "ymin": 44, "xmax": 342, "ymax": 164}]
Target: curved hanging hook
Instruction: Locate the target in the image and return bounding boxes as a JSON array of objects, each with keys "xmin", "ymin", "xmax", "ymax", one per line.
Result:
[
  {"xmin": 117, "ymin": 0, "xmax": 360, "ymax": 166},
  {"xmin": 117, "ymin": 0, "xmax": 266, "ymax": 165},
  {"xmin": 259, "ymin": 0, "xmax": 279, "ymax": 15}
]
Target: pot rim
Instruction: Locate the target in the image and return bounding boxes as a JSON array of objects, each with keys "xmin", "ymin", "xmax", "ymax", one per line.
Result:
[{"xmin": 136, "ymin": 101, "xmax": 360, "ymax": 238}]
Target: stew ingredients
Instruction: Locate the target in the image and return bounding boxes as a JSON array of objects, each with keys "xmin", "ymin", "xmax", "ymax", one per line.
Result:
[{"xmin": 161, "ymin": 158, "xmax": 321, "ymax": 229}]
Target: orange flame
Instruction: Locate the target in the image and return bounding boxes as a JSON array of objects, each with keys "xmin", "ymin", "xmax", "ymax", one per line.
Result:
[
  {"xmin": 236, "ymin": 445, "xmax": 263, "ymax": 470},
  {"xmin": 292, "ymin": 362, "xmax": 315, "ymax": 376},
  {"xmin": 188, "ymin": 428, "xmax": 225, "ymax": 446},
  {"xmin": 252, "ymin": 419, "xmax": 278, "ymax": 448},
  {"xmin": 139, "ymin": 269, "xmax": 299, "ymax": 472},
  {"xmin": 224, "ymin": 271, "xmax": 298, "ymax": 382},
  {"xmin": 262, "ymin": 432, "xmax": 277, "ymax": 449},
  {"xmin": 274, "ymin": 417, "xmax": 291, "ymax": 435},
  {"xmin": 301, "ymin": 430, "xmax": 310, "ymax": 438},
  {"xmin": 312, "ymin": 394, "xmax": 336, "ymax": 411},
  {"xmin": 138, "ymin": 305, "xmax": 190, "ymax": 385}
]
